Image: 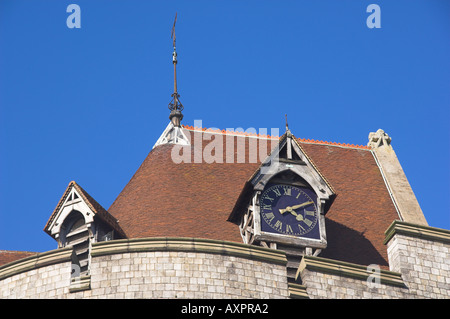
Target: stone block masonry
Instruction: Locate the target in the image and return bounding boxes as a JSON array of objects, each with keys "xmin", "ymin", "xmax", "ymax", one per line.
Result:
[
  {"xmin": 297, "ymin": 255, "xmax": 408, "ymax": 298},
  {"xmin": 81, "ymin": 237, "xmax": 289, "ymax": 299},
  {"xmin": 296, "ymin": 221, "xmax": 450, "ymax": 299},
  {"xmin": 1, "ymin": 224, "xmax": 449, "ymax": 299},
  {"xmin": 385, "ymin": 221, "xmax": 450, "ymax": 298},
  {"xmin": 0, "ymin": 247, "xmax": 73, "ymax": 298},
  {"xmin": 0, "ymin": 238, "xmax": 289, "ymax": 299},
  {"xmin": 84, "ymin": 251, "xmax": 287, "ymax": 299}
]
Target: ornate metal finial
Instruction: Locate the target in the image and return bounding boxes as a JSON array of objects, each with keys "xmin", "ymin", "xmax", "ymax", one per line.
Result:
[{"xmin": 168, "ymin": 12, "xmax": 183, "ymax": 127}]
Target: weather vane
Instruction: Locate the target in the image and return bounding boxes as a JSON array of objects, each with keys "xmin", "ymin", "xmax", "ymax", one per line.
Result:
[
  {"xmin": 171, "ymin": 12, "xmax": 177, "ymax": 49},
  {"xmin": 168, "ymin": 12, "xmax": 183, "ymax": 127}
]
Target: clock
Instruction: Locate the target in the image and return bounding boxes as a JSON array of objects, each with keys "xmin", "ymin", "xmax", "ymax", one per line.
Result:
[{"xmin": 260, "ymin": 184, "xmax": 320, "ymax": 239}]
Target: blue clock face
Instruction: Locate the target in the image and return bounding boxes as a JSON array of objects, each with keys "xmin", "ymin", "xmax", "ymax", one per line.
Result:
[{"xmin": 260, "ymin": 184, "xmax": 319, "ymax": 238}]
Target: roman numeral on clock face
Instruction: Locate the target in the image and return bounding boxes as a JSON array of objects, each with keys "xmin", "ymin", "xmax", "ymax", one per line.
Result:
[
  {"xmin": 286, "ymin": 224, "xmax": 293, "ymax": 234},
  {"xmin": 265, "ymin": 212, "xmax": 275, "ymax": 223},
  {"xmin": 305, "ymin": 210, "xmax": 315, "ymax": 216},
  {"xmin": 274, "ymin": 220, "xmax": 283, "ymax": 230},
  {"xmin": 273, "ymin": 188, "xmax": 281, "ymax": 197},
  {"xmin": 303, "ymin": 218, "xmax": 313, "ymax": 227}
]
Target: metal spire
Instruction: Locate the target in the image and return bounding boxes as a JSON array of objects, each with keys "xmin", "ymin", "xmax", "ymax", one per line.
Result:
[{"xmin": 168, "ymin": 12, "xmax": 183, "ymax": 127}]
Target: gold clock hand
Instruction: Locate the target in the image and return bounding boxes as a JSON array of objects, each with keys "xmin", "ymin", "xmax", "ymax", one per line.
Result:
[
  {"xmin": 279, "ymin": 201, "xmax": 314, "ymax": 215},
  {"xmin": 280, "ymin": 208, "xmax": 303, "ymax": 222},
  {"xmin": 280, "ymin": 207, "xmax": 303, "ymax": 221},
  {"xmin": 288, "ymin": 210, "xmax": 303, "ymax": 221},
  {"xmin": 290, "ymin": 201, "xmax": 314, "ymax": 210},
  {"xmin": 279, "ymin": 206, "xmax": 295, "ymax": 215}
]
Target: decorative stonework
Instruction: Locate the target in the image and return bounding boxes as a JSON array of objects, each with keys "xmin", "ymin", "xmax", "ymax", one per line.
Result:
[{"xmin": 368, "ymin": 129, "xmax": 392, "ymax": 148}]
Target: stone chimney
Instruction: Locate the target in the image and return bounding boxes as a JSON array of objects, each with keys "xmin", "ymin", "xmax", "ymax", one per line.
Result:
[{"xmin": 368, "ymin": 129, "xmax": 428, "ymax": 226}]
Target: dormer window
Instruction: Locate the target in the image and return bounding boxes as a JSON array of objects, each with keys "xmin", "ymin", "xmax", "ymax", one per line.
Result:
[
  {"xmin": 60, "ymin": 210, "xmax": 86, "ymax": 247},
  {"xmin": 44, "ymin": 181, "xmax": 126, "ymax": 277},
  {"xmin": 61, "ymin": 210, "xmax": 90, "ymax": 276}
]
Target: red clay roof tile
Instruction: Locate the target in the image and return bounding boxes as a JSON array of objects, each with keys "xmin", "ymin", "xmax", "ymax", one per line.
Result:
[
  {"xmin": 0, "ymin": 250, "xmax": 37, "ymax": 267},
  {"xmin": 107, "ymin": 129, "xmax": 398, "ymax": 268}
]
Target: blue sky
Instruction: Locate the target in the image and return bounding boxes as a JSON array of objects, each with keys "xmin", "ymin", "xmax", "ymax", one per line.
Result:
[{"xmin": 1, "ymin": 1, "xmax": 449, "ymax": 252}]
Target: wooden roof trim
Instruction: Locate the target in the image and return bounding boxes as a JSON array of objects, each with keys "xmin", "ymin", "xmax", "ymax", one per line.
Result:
[
  {"xmin": 291, "ymin": 134, "xmax": 336, "ymax": 195},
  {"xmin": 43, "ymin": 181, "xmax": 126, "ymax": 238}
]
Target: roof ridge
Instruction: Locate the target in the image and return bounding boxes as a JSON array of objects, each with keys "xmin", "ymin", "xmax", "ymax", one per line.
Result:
[
  {"xmin": 297, "ymin": 137, "xmax": 370, "ymax": 150},
  {"xmin": 182, "ymin": 125, "xmax": 279, "ymax": 139},
  {"xmin": 0, "ymin": 250, "xmax": 37, "ymax": 254},
  {"xmin": 181, "ymin": 125, "xmax": 369, "ymax": 150}
]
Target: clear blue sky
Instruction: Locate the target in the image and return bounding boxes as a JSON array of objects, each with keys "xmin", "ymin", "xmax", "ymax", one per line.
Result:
[{"xmin": 1, "ymin": 1, "xmax": 449, "ymax": 252}]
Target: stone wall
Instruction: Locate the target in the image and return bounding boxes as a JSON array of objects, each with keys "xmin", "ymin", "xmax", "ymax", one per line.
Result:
[
  {"xmin": 0, "ymin": 247, "xmax": 72, "ymax": 299},
  {"xmin": 76, "ymin": 251, "xmax": 286, "ymax": 299},
  {"xmin": 297, "ymin": 221, "xmax": 450, "ymax": 299},
  {"xmin": 1, "ymin": 222, "xmax": 449, "ymax": 299},
  {"xmin": 297, "ymin": 255, "xmax": 409, "ymax": 298},
  {"xmin": 385, "ymin": 221, "xmax": 450, "ymax": 298},
  {"xmin": 0, "ymin": 238, "xmax": 289, "ymax": 299}
]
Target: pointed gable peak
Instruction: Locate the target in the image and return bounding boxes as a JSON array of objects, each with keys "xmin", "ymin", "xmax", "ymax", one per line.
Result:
[
  {"xmin": 44, "ymin": 181, "xmax": 125, "ymax": 241},
  {"xmin": 254, "ymin": 129, "xmax": 335, "ymax": 196}
]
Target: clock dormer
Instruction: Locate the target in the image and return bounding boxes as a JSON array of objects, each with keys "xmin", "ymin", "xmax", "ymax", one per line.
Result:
[{"xmin": 228, "ymin": 128, "xmax": 336, "ymax": 280}]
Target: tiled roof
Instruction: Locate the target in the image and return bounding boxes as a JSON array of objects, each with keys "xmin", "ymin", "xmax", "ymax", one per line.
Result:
[
  {"xmin": 108, "ymin": 139, "xmax": 257, "ymax": 241},
  {"xmin": 299, "ymin": 142, "xmax": 398, "ymax": 267},
  {"xmin": 107, "ymin": 128, "xmax": 399, "ymax": 268},
  {"xmin": 0, "ymin": 250, "xmax": 37, "ymax": 267}
]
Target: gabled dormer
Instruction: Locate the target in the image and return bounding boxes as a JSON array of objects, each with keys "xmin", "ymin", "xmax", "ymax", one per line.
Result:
[
  {"xmin": 44, "ymin": 181, "xmax": 125, "ymax": 276},
  {"xmin": 229, "ymin": 128, "xmax": 336, "ymax": 251}
]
